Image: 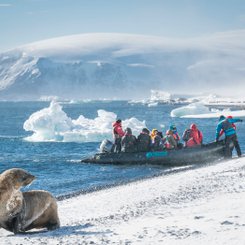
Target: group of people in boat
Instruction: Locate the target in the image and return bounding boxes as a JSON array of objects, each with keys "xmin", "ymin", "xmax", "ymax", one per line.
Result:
[
  {"xmin": 111, "ymin": 119, "xmax": 203, "ymax": 153},
  {"xmin": 111, "ymin": 115, "xmax": 243, "ymax": 158}
]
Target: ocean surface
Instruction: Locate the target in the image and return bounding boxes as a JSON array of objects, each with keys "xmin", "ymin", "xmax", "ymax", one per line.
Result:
[{"xmin": 0, "ymin": 101, "xmax": 244, "ymax": 198}]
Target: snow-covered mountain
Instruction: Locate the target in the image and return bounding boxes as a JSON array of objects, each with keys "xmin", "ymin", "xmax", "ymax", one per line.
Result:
[{"xmin": 1, "ymin": 31, "xmax": 245, "ymax": 100}]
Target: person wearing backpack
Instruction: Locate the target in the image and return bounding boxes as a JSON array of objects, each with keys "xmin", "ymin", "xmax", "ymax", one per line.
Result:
[
  {"xmin": 137, "ymin": 128, "xmax": 151, "ymax": 152},
  {"xmin": 163, "ymin": 129, "xmax": 177, "ymax": 149},
  {"xmin": 219, "ymin": 115, "xmax": 236, "ymax": 137},
  {"xmin": 182, "ymin": 124, "xmax": 203, "ymax": 148},
  {"xmin": 151, "ymin": 131, "xmax": 164, "ymax": 151},
  {"xmin": 121, "ymin": 127, "xmax": 137, "ymax": 153},
  {"xmin": 170, "ymin": 124, "xmax": 183, "ymax": 149},
  {"xmin": 215, "ymin": 115, "xmax": 243, "ymax": 158}
]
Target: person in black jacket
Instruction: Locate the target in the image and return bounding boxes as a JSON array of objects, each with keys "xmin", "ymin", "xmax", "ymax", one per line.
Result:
[
  {"xmin": 137, "ymin": 128, "xmax": 151, "ymax": 152},
  {"xmin": 121, "ymin": 127, "xmax": 137, "ymax": 153}
]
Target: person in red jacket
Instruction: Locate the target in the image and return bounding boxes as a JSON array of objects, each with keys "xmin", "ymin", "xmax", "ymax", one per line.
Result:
[
  {"xmin": 183, "ymin": 123, "xmax": 203, "ymax": 148},
  {"xmin": 111, "ymin": 119, "xmax": 125, "ymax": 153}
]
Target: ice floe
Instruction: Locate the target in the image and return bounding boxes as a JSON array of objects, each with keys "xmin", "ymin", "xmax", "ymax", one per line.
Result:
[{"xmin": 170, "ymin": 102, "xmax": 245, "ymax": 118}]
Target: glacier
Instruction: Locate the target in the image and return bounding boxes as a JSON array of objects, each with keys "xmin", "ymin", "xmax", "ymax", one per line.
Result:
[{"xmin": 1, "ymin": 31, "xmax": 245, "ymax": 100}]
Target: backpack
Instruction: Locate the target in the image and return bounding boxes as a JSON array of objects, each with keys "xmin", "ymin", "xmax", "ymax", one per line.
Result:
[{"xmin": 182, "ymin": 129, "xmax": 191, "ymax": 142}]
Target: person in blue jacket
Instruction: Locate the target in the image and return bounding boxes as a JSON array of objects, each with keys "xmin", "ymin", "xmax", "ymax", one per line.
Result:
[{"xmin": 215, "ymin": 115, "xmax": 243, "ymax": 158}]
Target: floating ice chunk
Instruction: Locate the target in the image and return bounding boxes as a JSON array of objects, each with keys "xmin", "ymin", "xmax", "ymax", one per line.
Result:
[
  {"xmin": 170, "ymin": 102, "xmax": 210, "ymax": 117},
  {"xmin": 123, "ymin": 117, "xmax": 146, "ymax": 135},
  {"xmin": 23, "ymin": 101, "xmax": 146, "ymax": 142},
  {"xmin": 170, "ymin": 102, "xmax": 245, "ymax": 118},
  {"xmin": 147, "ymin": 102, "xmax": 158, "ymax": 107},
  {"xmin": 181, "ymin": 109, "xmax": 245, "ymax": 118},
  {"xmin": 23, "ymin": 101, "xmax": 74, "ymax": 141}
]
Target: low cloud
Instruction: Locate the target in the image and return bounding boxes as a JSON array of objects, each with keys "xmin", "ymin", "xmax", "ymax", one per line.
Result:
[
  {"xmin": 27, "ymin": 10, "xmax": 49, "ymax": 15},
  {"xmin": 0, "ymin": 3, "xmax": 12, "ymax": 7}
]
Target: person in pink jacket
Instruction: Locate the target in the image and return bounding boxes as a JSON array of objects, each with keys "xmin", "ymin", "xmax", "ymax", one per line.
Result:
[
  {"xmin": 183, "ymin": 124, "xmax": 203, "ymax": 148},
  {"xmin": 111, "ymin": 119, "xmax": 125, "ymax": 153}
]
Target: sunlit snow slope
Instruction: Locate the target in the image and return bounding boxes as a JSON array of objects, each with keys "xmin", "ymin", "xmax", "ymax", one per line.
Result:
[
  {"xmin": 1, "ymin": 31, "xmax": 245, "ymax": 100},
  {"xmin": 1, "ymin": 157, "xmax": 245, "ymax": 244}
]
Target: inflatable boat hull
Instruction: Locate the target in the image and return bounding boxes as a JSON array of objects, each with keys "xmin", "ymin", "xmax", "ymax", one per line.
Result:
[{"xmin": 81, "ymin": 141, "xmax": 225, "ymax": 165}]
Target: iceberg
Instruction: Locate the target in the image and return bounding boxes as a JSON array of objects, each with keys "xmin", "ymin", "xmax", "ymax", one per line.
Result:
[
  {"xmin": 23, "ymin": 101, "xmax": 146, "ymax": 142},
  {"xmin": 171, "ymin": 102, "xmax": 245, "ymax": 118},
  {"xmin": 146, "ymin": 91, "xmax": 245, "ymax": 107},
  {"xmin": 181, "ymin": 109, "xmax": 245, "ymax": 118},
  {"xmin": 149, "ymin": 90, "xmax": 172, "ymax": 103},
  {"xmin": 170, "ymin": 102, "xmax": 211, "ymax": 117}
]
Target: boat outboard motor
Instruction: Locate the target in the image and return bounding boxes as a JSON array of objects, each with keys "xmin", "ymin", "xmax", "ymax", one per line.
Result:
[{"xmin": 100, "ymin": 139, "xmax": 113, "ymax": 153}]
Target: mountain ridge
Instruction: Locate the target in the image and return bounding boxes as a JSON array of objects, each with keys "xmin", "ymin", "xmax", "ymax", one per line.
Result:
[{"xmin": 0, "ymin": 32, "xmax": 245, "ymax": 100}]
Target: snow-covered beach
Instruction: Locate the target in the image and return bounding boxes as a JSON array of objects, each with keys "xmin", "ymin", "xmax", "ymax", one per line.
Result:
[{"xmin": 1, "ymin": 156, "xmax": 245, "ymax": 245}]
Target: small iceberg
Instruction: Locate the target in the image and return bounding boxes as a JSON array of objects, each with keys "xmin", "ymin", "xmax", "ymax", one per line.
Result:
[
  {"xmin": 171, "ymin": 102, "xmax": 245, "ymax": 118},
  {"xmin": 23, "ymin": 101, "xmax": 146, "ymax": 142},
  {"xmin": 170, "ymin": 103, "xmax": 210, "ymax": 118}
]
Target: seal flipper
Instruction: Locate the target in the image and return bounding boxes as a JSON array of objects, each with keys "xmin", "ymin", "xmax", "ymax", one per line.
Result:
[
  {"xmin": 12, "ymin": 216, "xmax": 23, "ymax": 234},
  {"xmin": 47, "ymin": 222, "xmax": 60, "ymax": 230}
]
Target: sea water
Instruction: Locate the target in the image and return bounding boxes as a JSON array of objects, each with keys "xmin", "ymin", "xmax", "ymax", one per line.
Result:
[{"xmin": 0, "ymin": 101, "xmax": 244, "ymax": 198}]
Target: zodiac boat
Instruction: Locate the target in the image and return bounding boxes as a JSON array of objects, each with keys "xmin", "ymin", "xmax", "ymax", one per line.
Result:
[{"xmin": 81, "ymin": 140, "xmax": 226, "ymax": 165}]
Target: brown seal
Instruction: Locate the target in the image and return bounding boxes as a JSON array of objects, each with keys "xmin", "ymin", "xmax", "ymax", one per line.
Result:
[{"xmin": 0, "ymin": 168, "xmax": 60, "ymax": 234}]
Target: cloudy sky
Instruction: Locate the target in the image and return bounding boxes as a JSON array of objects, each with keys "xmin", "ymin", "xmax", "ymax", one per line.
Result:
[{"xmin": 1, "ymin": 0, "xmax": 245, "ymax": 51}]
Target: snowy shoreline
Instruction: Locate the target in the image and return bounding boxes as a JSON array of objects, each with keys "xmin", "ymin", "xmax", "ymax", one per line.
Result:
[{"xmin": 1, "ymin": 157, "xmax": 245, "ymax": 244}]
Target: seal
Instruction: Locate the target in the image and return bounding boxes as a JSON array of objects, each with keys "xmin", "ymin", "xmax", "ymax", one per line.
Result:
[{"xmin": 0, "ymin": 168, "xmax": 60, "ymax": 234}]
